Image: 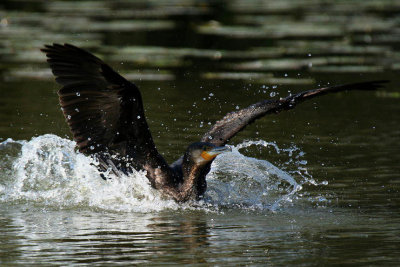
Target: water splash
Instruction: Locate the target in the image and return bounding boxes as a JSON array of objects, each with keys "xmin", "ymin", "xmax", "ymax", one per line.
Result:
[
  {"xmin": 206, "ymin": 140, "xmax": 304, "ymax": 210},
  {"xmin": 0, "ymin": 135, "xmax": 178, "ymax": 212},
  {"xmin": 0, "ymin": 135, "xmax": 319, "ymax": 212}
]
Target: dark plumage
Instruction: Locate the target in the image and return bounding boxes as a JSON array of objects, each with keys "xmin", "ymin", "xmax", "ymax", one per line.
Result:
[{"xmin": 41, "ymin": 43, "xmax": 387, "ymax": 202}]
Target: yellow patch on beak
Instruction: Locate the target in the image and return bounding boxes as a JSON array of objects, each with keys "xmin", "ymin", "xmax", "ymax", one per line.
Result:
[{"xmin": 201, "ymin": 151, "xmax": 216, "ymax": 161}]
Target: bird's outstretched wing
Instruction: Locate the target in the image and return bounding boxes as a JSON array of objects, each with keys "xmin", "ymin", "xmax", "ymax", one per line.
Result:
[
  {"xmin": 201, "ymin": 81, "xmax": 387, "ymax": 146},
  {"xmin": 42, "ymin": 44, "xmax": 162, "ymax": 171}
]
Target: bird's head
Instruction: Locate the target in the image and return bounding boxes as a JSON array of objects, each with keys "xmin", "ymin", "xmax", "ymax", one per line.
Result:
[{"xmin": 184, "ymin": 142, "xmax": 232, "ymax": 167}]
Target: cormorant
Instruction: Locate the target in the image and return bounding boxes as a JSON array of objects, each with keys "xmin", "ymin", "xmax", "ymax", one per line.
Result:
[{"xmin": 41, "ymin": 44, "xmax": 386, "ymax": 202}]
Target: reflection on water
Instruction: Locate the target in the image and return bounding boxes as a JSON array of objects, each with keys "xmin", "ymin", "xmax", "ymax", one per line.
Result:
[
  {"xmin": 0, "ymin": 207, "xmax": 211, "ymax": 265},
  {"xmin": 1, "ymin": 0, "xmax": 400, "ymax": 82},
  {"xmin": 1, "ymin": 205, "xmax": 399, "ymax": 265},
  {"xmin": 1, "ymin": 0, "xmax": 400, "ymax": 265}
]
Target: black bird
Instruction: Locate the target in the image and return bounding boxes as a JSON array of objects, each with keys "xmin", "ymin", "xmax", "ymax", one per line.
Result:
[{"xmin": 41, "ymin": 44, "xmax": 386, "ymax": 202}]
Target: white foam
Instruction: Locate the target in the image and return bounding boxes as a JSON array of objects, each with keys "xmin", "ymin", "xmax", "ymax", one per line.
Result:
[
  {"xmin": 1, "ymin": 135, "xmax": 178, "ymax": 212},
  {"xmin": 0, "ymin": 135, "xmax": 317, "ymax": 212}
]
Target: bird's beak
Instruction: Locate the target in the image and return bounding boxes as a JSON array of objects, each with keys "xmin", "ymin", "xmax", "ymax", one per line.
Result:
[{"xmin": 201, "ymin": 146, "xmax": 232, "ymax": 161}]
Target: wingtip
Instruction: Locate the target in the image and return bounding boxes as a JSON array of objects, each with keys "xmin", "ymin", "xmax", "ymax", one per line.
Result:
[
  {"xmin": 332, "ymin": 80, "xmax": 389, "ymax": 93},
  {"xmin": 41, "ymin": 43, "xmax": 75, "ymax": 52},
  {"xmin": 373, "ymin": 80, "xmax": 389, "ymax": 87},
  {"xmin": 364, "ymin": 80, "xmax": 389, "ymax": 91},
  {"xmin": 41, "ymin": 43, "xmax": 60, "ymax": 53},
  {"xmin": 340, "ymin": 80, "xmax": 389, "ymax": 90}
]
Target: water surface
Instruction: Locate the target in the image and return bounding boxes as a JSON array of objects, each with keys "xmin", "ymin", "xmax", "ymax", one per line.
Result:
[{"xmin": 1, "ymin": 0, "xmax": 400, "ymax": 265}]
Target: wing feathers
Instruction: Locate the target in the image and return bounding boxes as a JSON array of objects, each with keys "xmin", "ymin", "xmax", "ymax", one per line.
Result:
[
  {"xmin": 201, "ymin": 80, "xmax": 387, "ymax": 146},
  {"xmin": 41, "ymin": 44, "xmax": 155, "ymax": 159}
]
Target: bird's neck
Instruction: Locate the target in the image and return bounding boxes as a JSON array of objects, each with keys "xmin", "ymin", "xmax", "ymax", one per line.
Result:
[
  {"xmin": 179, "ymin": 164, "xmax": 202, "ymax": 199},
  {"xmin": 161, "ymin": 162, "xmax": 203, "ymax": 203}
]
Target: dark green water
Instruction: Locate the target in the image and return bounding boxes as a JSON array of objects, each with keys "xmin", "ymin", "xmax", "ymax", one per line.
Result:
[{"xmin": 1, "ymin": 0, "xmax": 399, "ymax": 265}]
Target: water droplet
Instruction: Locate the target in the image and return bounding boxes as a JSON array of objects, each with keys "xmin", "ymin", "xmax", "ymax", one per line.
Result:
[
  {"xmin": 235, "ymin": 105, "xmax": 239, "ymax": 110},
  {"xmin": 137, "ymin": 115, "xmax": 141, "ymax": 119},
  {"xmin": 270, "ymin": 92, "xmax": 276, "ymax": 97},
  {"xmin": 76, "ymin": 92, "xmax": 81, "ymax": 96},
  {"xmin": 90, "ymin": 146, "xmax": 95, "ymax": 150}
]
